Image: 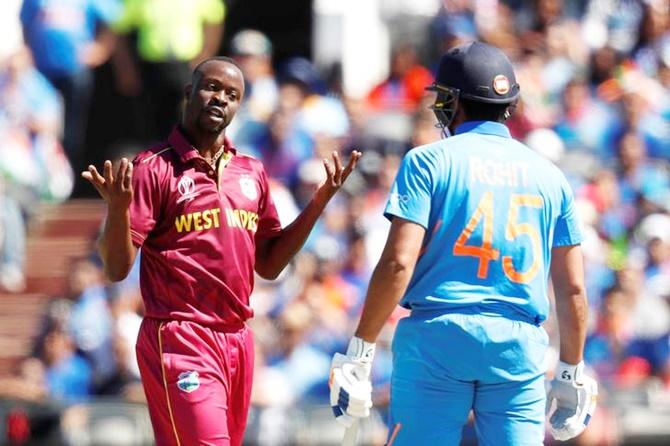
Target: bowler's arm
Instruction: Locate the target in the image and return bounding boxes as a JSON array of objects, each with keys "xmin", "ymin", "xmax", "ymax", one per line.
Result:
[
  {"xmin": 355, "ymin": 217, "xmax": 425, "ymax": 343},
  {"xmin": 83, "ymin": 159, "xmax": 139, "ymax": 282},
  {"xmin": 254, "ymin": 197, "xmax": 330, "ymax": 280},
  {"xmin": 255, "ymin": 150, "xmax": 361, "ymax": 280},
  {"xmin": 98, "ymin": 205, "xmax": 138, "ymax": 282},
  {"xmin": 550, "ymin": 244, "xmax": 588, "ymax": 364}
]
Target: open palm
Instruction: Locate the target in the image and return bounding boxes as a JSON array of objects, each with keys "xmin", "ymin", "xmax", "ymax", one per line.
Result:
[{"xmin": 81, "ymin": 158, "xmax": 134, "ymax": 210}]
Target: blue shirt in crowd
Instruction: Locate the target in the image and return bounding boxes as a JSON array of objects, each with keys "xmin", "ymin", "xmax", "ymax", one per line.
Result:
[{"xmin": 20, "ymin": 0, "xmax": 121, "ymax": 79}]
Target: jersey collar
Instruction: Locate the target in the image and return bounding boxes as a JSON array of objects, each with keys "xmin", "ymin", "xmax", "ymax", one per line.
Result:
[
  {"xmin": 167, "ymin": 126, "xmax": 237, "ymax": 164},
  {"xmin": 454, "ymin": 121, "xmax": 511, "ymax": 138}
]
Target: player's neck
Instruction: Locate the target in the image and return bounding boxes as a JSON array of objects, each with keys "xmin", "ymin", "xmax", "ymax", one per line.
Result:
[
  {"xmin": 182, "ymin": 125, "xmax": 228, "ymax": 159},
  {"xmin": 449, "ymin": 108, "xmax": 467, "ymax": 133}
]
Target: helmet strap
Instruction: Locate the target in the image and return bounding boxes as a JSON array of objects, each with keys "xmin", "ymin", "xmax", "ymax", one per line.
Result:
[{"xmin": 502, "ymin": 100, "xmax": 518, "ymax": 122}]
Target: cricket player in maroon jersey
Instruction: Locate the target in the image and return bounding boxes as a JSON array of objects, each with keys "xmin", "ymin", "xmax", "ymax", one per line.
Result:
[{"xmin": 82, "ymin": 56, "xmax": 361, "ymax": 445}]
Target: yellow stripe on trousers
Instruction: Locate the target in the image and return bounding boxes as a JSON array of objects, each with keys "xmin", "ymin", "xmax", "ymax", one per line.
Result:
[{"xmin": 158, "ymin": 321, "xmax": 182, "ymax": 446}]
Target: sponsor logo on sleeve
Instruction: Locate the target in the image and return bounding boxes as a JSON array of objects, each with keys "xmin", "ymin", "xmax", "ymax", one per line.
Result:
[{"xmin": 389, "ymin": 192, "xmax": 410, "ymax": 206}]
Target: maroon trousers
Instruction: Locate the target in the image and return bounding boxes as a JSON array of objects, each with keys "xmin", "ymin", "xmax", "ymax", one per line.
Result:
[{"xmin": 136, "ymin": 318, "xmax": 254, "ymax": 446}]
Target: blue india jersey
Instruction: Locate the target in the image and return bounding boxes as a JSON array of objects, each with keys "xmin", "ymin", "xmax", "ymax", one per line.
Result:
[
  {"xmin": 384, "ymin": 121, "xmax": 582, "ymax": 323},
  {"xmin": 20, "ymin": 0, "xmax": 121, "ymax": 78}
]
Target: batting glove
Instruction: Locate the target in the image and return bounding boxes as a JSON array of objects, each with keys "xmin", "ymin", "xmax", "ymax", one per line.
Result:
[
  {"xmin": 329, "ymin": 337, "xmax": 375, "ymax": 428},
  {"xmin": 547, "ymin": 361, "xmax": 598, "ymax": 441}
]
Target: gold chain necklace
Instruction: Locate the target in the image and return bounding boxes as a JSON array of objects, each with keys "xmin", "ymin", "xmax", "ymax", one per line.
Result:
[{"xmin": 205, "ymin": 146, "xmax": 225, "ymax": 168}]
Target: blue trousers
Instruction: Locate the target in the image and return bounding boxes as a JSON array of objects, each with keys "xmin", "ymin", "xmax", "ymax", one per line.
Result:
[{"xmin": 388, "ymin": 311, "xmax": 548, "ymax": 445}]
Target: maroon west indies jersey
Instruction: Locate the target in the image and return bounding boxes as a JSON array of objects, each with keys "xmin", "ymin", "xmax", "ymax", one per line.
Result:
[{"xmin": 129, "ymin": 127, "xmax": 282, "ymax": 328}]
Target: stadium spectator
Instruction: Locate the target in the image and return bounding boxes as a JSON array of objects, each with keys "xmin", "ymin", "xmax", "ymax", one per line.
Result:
[
  {"xmin": 108, "ymin": 265, "xmax": 143, "ymax": 380},
  {"xmin": 229, "ymin": 29, "xmax": 278, "ymax": 127},
  {"xmin": 38, "ymin": 325, "xmax": 92, "ymax": 404},
  {"xmin": 584, "ymin": 284, "xmax": 666, "ymax": 389},
  {"xmin": 19, "ymin": 0, "xmax": 121, "ymax": 196},
  {"xmin": 111, "ymin": 0, "xmax": 226, "ymax": 143},
  {"xmin": 635, "ymin": 213, "xmax": 670, "ymax": 284},
  {"xmin": 632, "ymin": 0, "xmax": 670, "ymax": 78},
  {"xmin": 94, "ymin": 333, "xmax": 144, "ymax": 402},
  {"xmin": 264, "ymin": 302, "xmax": 331, "ymax": 403},
  {"xmin": 35, "ymin": 257, "xmax": 115, "ymax": 386},
  {"xmin": 553, "ymin": 77, "xmax": 620, "ymax": 156},
  {"xmin": 242, "ymin": 57, "xmax": 351, "ymax": 191},
  {"xmin": 65, "ymin": 258, "xmax": 115, "ymax": 381},
  {"xmin": 614, "ymin": 264, "xmax": 670, "ymax": 358},
  {"xmin": 582, "ymin": 0, "xmax": 645, "ymax": 53},
  {"xmin": 239, "ymin": 105, "xmax": 312, "ymax": 187},
  {"xmin": 0, "ymin": 46, "xmax": 72, "ymax": 205},
  {"xmin": 615, "ymin": 130, "xmax": 669, "ymax": 225},
  {"xmin": 428, "ymin": 0, "xmax": 478, "ymax": 60},
  {"xmin": 366, "ymin": 44, "xmax": 433, "ymax": 113},
  {"xmin": 0, "ymin": 178, "xmax": 26, "ymax": 292}
]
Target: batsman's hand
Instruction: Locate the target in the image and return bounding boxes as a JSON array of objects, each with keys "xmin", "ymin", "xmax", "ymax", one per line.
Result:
[
  {"xmin": 82, "ymin": 158, "xmax": 133, "ymax": 210},
  {"xmin": 547, "ymin": 361, "xmax": 598, "ymax": 441},
  {"xmin": 329, "ymin": 337, "xmax": 375, "ymax": 428}
]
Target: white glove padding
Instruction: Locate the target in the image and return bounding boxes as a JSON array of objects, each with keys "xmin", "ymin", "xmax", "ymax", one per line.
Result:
[
  {"xmin": 329, "ymin": 337, "xmax": 376, "ymax": 427},
  {"xmin": 547, "ymin": 361, "xmax": 598, "ymax": 441}
]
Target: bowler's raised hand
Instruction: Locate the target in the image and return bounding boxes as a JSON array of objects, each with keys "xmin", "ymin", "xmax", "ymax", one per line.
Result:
[{"xmin": 82, "ymin": 158, "xmax": 134, "ymax": 209}]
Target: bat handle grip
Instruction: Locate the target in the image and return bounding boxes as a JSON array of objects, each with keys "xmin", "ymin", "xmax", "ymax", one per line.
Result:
[{"xmin": 341, "ymin": 421, "xmax": 359, "ymax": 446}]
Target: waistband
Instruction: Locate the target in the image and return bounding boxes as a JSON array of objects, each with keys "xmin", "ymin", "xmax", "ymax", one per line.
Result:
[
  {"xmin": 409, "ymin": 305, "xmax": 543, "ymax": 326},
  {"xmin": 144, "ymin": 316, "xmax": 247, "ymax": 333}
]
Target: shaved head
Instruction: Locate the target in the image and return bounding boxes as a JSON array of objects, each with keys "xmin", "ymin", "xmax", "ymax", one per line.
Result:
[{"xmin": 191, "ymin": 56, "xmax": 243, "ymax": 84}]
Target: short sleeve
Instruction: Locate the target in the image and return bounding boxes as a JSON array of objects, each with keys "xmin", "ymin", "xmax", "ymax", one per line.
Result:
[
  {"xmin": 129, "ymin": 157, "xmax": 161, "ymax": 247},
  {"xmin": 553, "ymin": 175, "xmax": 583, "ymax": 247},
  {"xmin": 200, "ymin": 0, "xmax": 225, "ymax": 24},
  {"xmin": 255, "ymin": 165, "xmax": 282, "ymax": 239},
  {"xmin": 383, "ymin": 149, "xmax": 434, "ymax": 228}
]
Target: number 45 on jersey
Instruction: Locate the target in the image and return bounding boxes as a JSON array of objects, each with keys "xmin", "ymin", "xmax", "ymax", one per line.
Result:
[{"xmin": 454, "ymin": 192, "xmax": 543, "ymax": 284}]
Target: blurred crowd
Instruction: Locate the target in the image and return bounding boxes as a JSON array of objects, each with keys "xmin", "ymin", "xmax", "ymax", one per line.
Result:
[{"xmin": 1, "ymin": 0, "xmax": 670, "ymax": 444}]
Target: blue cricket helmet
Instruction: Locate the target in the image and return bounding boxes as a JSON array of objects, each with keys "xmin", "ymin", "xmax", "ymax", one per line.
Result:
[{"xmin": 428, "ymin": 41, "xmax": 520, "ymax": 130}]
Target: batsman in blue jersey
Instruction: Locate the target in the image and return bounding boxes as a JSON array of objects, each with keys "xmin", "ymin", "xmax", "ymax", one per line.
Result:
[{"xmin": 329, "ymin": 42, "xmax": 598, "ymax": 445}]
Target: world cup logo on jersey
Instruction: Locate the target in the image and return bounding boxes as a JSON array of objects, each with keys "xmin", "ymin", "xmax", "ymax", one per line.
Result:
[
  {"xmin": 177, "ymin": 175, "xmax": 200, "ymax": 203},
  {"xmin": 239, "ymin": 174, "xmax": 258, "ymax": 200}
]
